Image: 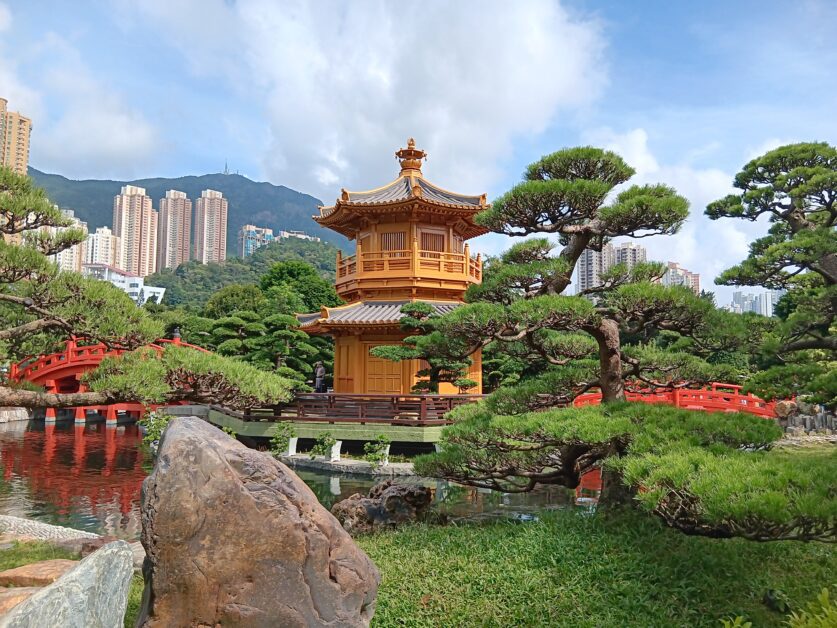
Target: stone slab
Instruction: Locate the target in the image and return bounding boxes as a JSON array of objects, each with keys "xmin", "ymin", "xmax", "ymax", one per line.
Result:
[
  {"xmin": 0, "ymin": 588, "xmax": 41, "ymax": 614},
  {"xmin": 0, "ymin": 559, "xmax": 78, "ymax": 587}
]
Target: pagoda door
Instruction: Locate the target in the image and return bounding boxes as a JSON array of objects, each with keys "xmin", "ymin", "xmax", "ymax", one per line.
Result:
[{"xmin": 365, "ymin": 345, "xmax": 403, "ymax": 394}]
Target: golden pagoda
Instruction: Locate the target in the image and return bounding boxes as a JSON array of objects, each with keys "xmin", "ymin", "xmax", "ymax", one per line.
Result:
[{"xmin": 300, "ymin": 139, "xmax": 489, "ymax": 395}]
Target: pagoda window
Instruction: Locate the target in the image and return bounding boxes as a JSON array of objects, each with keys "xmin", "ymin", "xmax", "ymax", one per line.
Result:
[
  {"xmin": 452, "ymin": 234, "xmax": 464, "ymax": 254},
  {"xmin": 380, "ymin": 231, "xmax": 406, "ymax": 257},
  {"xmin": 420, "ymin": 230, "xmax": 446, "ymax": 259}
]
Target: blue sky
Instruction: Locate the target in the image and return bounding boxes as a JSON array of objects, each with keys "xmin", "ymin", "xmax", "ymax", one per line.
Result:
[{"xmin": 1, "ymin": 0, "xmax": 835, "ymax": 301}]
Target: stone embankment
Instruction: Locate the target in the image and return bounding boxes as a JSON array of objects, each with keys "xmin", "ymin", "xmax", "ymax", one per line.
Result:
[
  {"xmin": 774, "ymin": 400, "xmax": 836, "ymax": 437},
  {"xmin": 0, "ymin": 409, "xmax": 27, "ymax": 424},
  {"xmin": 279, "ymin": 453, "xmax": 415, "ymax": 476}
]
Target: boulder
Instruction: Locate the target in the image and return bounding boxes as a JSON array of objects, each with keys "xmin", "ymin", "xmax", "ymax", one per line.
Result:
[
  {"xmin": 0, "ymin": 559, "xmax": 77, "ymax": 587},
  {"xmin": 0, "ymin": 541, "xmax": 133, "ymax": 628},
  {"xmin": 0, "ymin": 588, "xmax": 41, "ymax": 614},
  {"xmin": 774, "ymin": 400, "xmax": 798, "ymax": 419},
  {"xmin": 331, "ymin": 480, "xmax": 433, "ymax": 534},
  {"xmin": 138, "ymin": 416, "xmax": 379, "ymax": 628}
]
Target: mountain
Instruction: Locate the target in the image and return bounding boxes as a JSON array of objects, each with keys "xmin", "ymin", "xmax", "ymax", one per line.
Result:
[{"xmin": 27, "ymin": 168, "xmax": 348, "ymax": 251}]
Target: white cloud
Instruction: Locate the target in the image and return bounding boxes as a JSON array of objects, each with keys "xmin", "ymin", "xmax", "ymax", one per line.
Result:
[
  {"xmin": 581, "ymin": 127, "xmax": 772, "ymax": 302},
  {"xmin": 125, "ymin": 0, "xmax": 607, "ymax": 198},
  {"xmin": 0, "ymin": 3, "xmax": 11, "ymax": 32},
  {"xmin": 30, "ymin": 35, "xmax": 157, "ymax": 177},
  {"xmin": 0, "ymin": 13, "xmax": 157, "ymax": 178}
]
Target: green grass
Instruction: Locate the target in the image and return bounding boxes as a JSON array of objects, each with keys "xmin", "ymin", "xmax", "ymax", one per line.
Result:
[
  {"xmin": 356, "ymin": 510, "xmax": 836, "ymax": 627},
  {"xmin": 0, "ymin": 541, "xmax": 78, "ymax": 571},
  {"xmin": 119, "ymin": 508, "xmax": 836, "ymax": 627},
  {"xmin": 125, "ymin": 573, "xmax": 144, "ymax": 628}
]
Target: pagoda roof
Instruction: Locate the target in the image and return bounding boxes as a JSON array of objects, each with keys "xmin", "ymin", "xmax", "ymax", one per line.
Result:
[
  {"xmin": 314, "ymin": 139, "xmax": 490, "ymax": 240},
  {"xmin": 299, "ymin": 300, "xmax": 461, "ymax": 332}
]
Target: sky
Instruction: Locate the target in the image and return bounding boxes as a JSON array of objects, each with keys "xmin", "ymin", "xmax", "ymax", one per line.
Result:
[{"xmin": 1, "ymin": 0, "xmax": 835, "ymax": 303}]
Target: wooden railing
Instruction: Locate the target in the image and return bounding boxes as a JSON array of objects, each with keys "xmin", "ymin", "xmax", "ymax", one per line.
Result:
[
  {"xmin": 228, "ymin": 393, "xmax": 486, "ymax": 426},
  {"xmin": 336, "ymin": 247, "xmax": 482, "ymax": 284}
]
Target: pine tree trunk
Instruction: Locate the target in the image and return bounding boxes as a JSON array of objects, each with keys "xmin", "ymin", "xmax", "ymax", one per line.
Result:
[{"xmin": 593, "ymin": 319, "xmax": 625, "ymax": 403}]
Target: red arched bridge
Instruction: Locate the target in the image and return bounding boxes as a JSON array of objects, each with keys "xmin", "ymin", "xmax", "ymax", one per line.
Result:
[
  {"xmin": 10, "ymin": 338, "xmax": 778, "ymax": 426},
  {"xmin": 9, "ymin": 337, "xmax": 206, "ymax": 424}
]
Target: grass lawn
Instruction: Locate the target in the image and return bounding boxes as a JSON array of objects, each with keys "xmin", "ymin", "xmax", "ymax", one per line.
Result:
[
  {"xmin": 0, "ymin": 540, "xmax": 78, "ymax": 571},
  {"xmin": 119, "ymin": 508, "xmax": 835, "ymax": 627},
  {"xmin": 357, "ymin": 510, "xmax": 836, "ymax": 627}
]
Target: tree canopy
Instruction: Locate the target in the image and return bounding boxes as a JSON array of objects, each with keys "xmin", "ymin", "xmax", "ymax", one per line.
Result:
[
  {"xmin": 707, "ymin": 142, "xmax": 837, "ymax": 406},
  {"xmin": 0, "ymin": 167, "xmax": 294, "ymax": 410},
  {"xmin": 406, "ymin": 146, "xmax": 836, "ymax": 543}
]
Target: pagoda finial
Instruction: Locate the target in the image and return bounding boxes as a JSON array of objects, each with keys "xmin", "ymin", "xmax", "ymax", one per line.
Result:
[{"xmin": 395, "ymin": 137, "xmax": 426, "ymax": 176}]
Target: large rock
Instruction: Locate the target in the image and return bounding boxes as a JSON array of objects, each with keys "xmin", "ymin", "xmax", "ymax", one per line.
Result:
[
  {"xmin": 0, "ymin": 559, "xmax": 77, "ymax": 587},
  {"xmin": 138, "ymin": 416, "xmax": 379, "ymax": 628},
  {"xmin": 331, "ymin": 480, "xmax": 432, "ymax": 534},
  {"xmin": 0, "ymin": 541, "xmax": 133, "ymax": 628}
]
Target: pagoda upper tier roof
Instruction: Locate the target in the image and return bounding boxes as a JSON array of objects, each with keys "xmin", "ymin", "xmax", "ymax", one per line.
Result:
[{"xmin": 314, "ymin": 139, "xmax": 491, "ymax": 239}]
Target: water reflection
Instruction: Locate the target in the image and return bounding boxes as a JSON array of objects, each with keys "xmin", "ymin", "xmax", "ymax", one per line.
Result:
[
  {"xmin": 0, "ymin": 421, "xmax": 148, "ymax": 538},
  {"xmin": 0, "ymin": 421, "xmax": 601, "ymax": 540}
]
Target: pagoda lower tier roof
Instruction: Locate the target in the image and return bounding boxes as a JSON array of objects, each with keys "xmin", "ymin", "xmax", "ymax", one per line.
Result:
[{"xmin": 298, "ymin": 300, "xmax": 461, "ymax": 331}]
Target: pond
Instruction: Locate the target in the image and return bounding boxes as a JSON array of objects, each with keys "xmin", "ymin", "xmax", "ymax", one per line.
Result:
[{"xmin": 0, "ymin": 420, "xmax": 600, "ymax": 539}]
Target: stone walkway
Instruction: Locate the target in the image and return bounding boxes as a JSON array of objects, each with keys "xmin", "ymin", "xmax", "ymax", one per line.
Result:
[{"xmin": 0, "ymin": 516, "xmax": 98, "ymax": 541}]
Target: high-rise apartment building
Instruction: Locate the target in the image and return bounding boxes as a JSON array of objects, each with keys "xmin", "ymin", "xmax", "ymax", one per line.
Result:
[
  {"xmin": 193, "ymin": 189, "xmax": 228, "ymax": 264},
  {"xmin": 727, "ymin": 289, "xmax": 786, "ymax": 316},
  {"xmin": 661, "ymin": 262, "xmax": 700, "ymax": 295},
  {"xmin": 113, "ymin": 185, "xmax": 158, "ymax": 277},
  {"xmin": 0, "ymin": 98, "xmax": 32, "ymax": 176},
  {"xmin": 238, "ymin": 224, "xmax": 274, "ymax": 257},
  {"xmin": 576, "ymin": 242, "xmax": 647, "ymax": 294},
  {"xmin": 157, "ymin": 190, "xmax": 192, "ymax": 270},
  {"xmin": 85, "ymin": 226, "xmax": 121, "ymax": 266},
  {"xmin": 612, "ymin": 242, "xmax": 647, "ymax": 267},
  {"xmin": 46, "ymin": 209, "xmax": 87, "ymax": 273}
]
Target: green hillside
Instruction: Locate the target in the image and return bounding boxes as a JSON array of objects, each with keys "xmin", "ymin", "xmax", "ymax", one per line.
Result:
[
  {"xmin": 145, "ymin": 237, "xmax": 339, "ymax": 309},
  {"xmin": 28, "ymin": 167, "xmax": 348, "ymax": 250}
]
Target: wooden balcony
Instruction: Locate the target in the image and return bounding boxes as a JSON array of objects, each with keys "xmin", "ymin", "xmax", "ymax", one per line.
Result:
[{"xmin": 335, "ymin": 243, "xmax": 482, "ymax": 299}]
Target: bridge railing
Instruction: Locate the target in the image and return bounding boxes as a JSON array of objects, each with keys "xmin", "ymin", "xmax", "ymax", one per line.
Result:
[
  {"xmin": 573, "ymin": 382, "xmax": 777, "ymax": 418},
  {"xmin": 10, "ymin": 337, "xmax": 208, "ymax": 384}
]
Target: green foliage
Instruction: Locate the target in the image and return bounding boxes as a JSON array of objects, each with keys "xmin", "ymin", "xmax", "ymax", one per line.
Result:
[
  {"xmin": 309, "ymin": 431, "xmax": 337, "ymax": 459},
  {"xmin": 146, "ymin": 237, "xmax": 340, "ymax": 310},
  {"xmin": 358, "ymin": 510, "xmax": 836, "ymax": 627},
  {"xmin": 85, "ymin": 345, "xmax": 294, "ymax": 409},
  {"xmin": 204, "ymin": 284, "xmax": 265, "ymax": 318},
  {"xmin": 221, "ymin": 425, "xmax": 237, "ymax": 438},
  {"xmin": 363, "ymin": 435, "xmax": 391, "ymax": 465},
  {"xmin": 138, "ymin": 410, "xmax": 174, "ymax": 445},
  {"xmin": 787, "ymin": 589, "xmax": 837, "ymax": 627},
  {"xmin": 270, "ymin": 422, "xmax": 296, "ymax": 456},
  {"xmin": 418, "ymin": 402, "xmax": 834, "ymax": 541},
  {"xmin": 259, "ymin": 260, "xmax": 341, "ymax": 312},
  {"xmin": 707, "ymin": 142, "xmax": 836, "ymax": 406}
]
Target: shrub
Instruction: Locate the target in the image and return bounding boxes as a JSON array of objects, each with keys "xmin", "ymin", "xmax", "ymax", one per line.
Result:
[
  {"xmin": 310, "ymin": 431, "xmax": 337, "ymax": 459},
  {"xmin": 363, "ymin": 435, "xmax": 391, "ymax": 465},
  {"xmin": 138, "ymin": 410, "xmax": 174, "ymax": 445},
  {"xmin": 269, "ymin": 422, "xmax": 296, "ymax": 456}
]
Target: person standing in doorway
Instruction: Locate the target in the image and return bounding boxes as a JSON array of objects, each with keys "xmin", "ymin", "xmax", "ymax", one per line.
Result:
[{"xmin": 314, "ymin": 361, "xmax": 326, "ymax": 393}]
